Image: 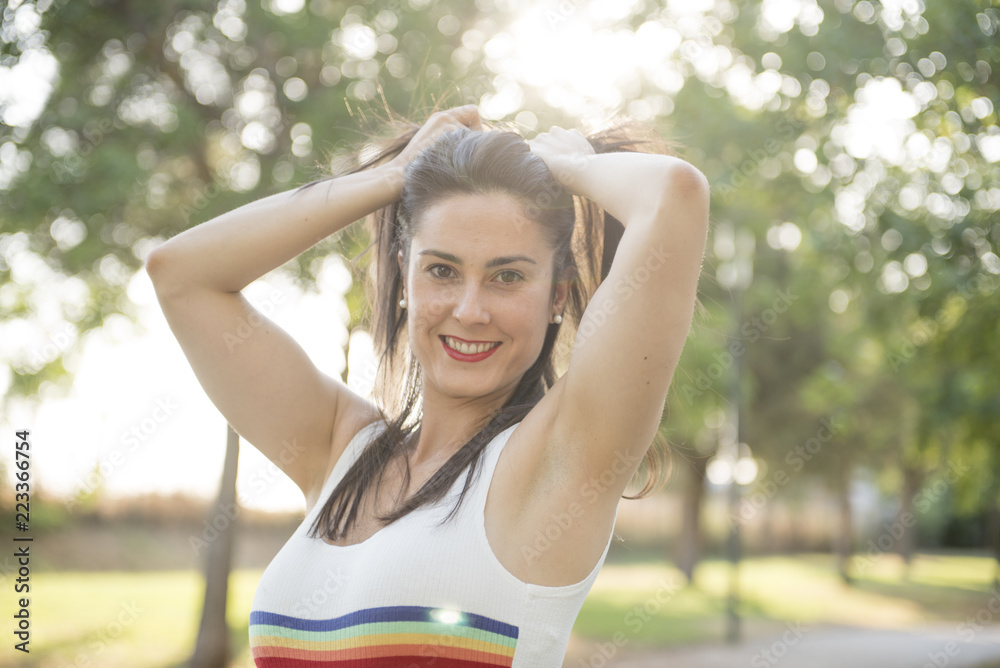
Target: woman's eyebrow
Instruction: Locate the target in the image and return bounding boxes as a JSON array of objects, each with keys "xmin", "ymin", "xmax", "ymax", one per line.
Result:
[{"xmin": 418, "ymin": 250, "xmax": 537, "ymax": 268}]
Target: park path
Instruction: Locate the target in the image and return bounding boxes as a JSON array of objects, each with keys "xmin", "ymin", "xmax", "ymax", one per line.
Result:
[{"xmin": 590, "ymin": 623, "xmax": 1000, "ymax": 668}]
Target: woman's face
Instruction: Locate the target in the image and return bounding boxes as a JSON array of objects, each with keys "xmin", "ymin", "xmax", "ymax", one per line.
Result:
[{"xmin": 399, "ymin": 191, "xmax": 567, "ymax": 404}]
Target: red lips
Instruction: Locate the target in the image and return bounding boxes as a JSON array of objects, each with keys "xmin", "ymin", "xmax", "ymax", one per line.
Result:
[{"xmin": 440, "ymin": 335, "xmax": 502, "ymax": 362}]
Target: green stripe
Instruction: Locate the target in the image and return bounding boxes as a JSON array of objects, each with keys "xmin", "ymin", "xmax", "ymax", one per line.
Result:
[{"xmin": 249, "ymin": 620, "xmax": 518, "ymax": 648}]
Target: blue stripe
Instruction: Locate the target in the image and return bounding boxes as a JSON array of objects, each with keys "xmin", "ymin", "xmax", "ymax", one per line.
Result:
[{"xmin": 249, "ymin": 606, "xmax": 519, "ymax": 639}]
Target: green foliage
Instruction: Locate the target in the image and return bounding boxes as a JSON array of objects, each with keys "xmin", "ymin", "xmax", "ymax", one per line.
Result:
[{"xmin": 664, "ymin": 0, "xmax": 999, "ymax": 523}]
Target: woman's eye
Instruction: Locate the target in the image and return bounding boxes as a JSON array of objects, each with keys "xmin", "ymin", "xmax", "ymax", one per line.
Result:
[
  {"xmin": 428, "ymin": 265, "xmax": 453, "ymax": 279},
  {"xmin": 497, "ymin": 270, "xmax": 523, "ymax": 284}
]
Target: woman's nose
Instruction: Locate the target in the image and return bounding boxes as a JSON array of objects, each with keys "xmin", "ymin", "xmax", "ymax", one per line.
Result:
[{"xmin": 452, "ymin": 281, "xmax": 491, "ymax": 325}]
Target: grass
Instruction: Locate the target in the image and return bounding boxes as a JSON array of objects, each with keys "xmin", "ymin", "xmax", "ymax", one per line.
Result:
[
  {"xmin": 7, "ymin": 552, "xmax": 998, "ymax": 668},
  {"xmin": 573, "ymin": 552, "xmax": 999, "ymax": 650},
  {"xmin": 5, "ymin": 569, "xmax": 262, "ymax": 668}
]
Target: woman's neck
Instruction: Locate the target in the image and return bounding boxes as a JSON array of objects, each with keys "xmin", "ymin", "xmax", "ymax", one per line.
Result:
[{"xmin": 409, "ymin": 386, "xmax": 513, "ymax": 468}]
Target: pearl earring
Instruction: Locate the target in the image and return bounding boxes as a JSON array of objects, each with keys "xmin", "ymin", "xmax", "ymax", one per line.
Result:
[
  {"xmin": 399, "ymin": 298, "xmax": 407, "ymax": 309},
  {"xmin": 553, "ymin": 313, "xmax": 563, "ymax": 324}
]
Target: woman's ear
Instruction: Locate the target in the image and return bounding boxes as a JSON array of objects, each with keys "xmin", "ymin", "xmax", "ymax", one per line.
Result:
[{"xmin": 553, "ymin": 265, "xmax": 574, "ymax": 313}]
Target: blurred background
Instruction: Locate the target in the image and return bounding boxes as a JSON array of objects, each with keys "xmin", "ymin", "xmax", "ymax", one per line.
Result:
[{"xmin": 1, "ymin": 0, "xmax": 998, "ymax": 666}]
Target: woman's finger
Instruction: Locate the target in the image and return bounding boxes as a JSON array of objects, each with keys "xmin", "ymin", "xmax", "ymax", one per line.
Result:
[
  {"xmin": 392, "ymin": 106, "xmax": 481, "ymax": 172},
  {"xmin": 448, "ymin": 104, "xmax": 481, "ymax": 130}
]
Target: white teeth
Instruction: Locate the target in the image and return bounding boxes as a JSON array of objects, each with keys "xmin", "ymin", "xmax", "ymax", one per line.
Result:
[{"xmin": 445, "ymin": 336, "xmax": 499, "ymax": 355}]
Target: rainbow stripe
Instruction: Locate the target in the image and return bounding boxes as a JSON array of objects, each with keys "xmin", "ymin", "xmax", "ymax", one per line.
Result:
[{"xmin": 249, "ymin": 605, "xmax": 519, "ymax": 667}]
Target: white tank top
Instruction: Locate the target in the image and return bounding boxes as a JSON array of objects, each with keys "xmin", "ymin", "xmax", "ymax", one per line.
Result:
[{"xmin": 249, "ymin": 419, "xmax": 617, "ymax": 667}]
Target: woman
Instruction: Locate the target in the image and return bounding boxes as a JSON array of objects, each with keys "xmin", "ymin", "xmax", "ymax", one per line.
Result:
[{"xmin": 147, "ymin": 104, "xmax": 709, "ymax": 666}]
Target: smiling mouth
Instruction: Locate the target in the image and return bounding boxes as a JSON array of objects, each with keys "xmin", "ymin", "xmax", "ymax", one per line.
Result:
[{"xmin": 440, "ymin": 336, "xmax": 501, "ymax": 355}]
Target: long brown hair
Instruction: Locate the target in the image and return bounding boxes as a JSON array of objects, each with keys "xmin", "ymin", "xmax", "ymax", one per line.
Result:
[{"xmin": 306, "ymin": 114, "xmax": 672, "ymax": 543}]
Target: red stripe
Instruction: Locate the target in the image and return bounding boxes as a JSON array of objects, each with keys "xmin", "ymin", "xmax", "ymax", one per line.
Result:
[{"xmin": 253, "ymin": 656, "xmax": 506, "ymax": 667}]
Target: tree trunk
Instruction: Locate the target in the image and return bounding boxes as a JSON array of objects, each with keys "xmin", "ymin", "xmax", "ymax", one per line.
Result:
[
  {"xmin": 676, "ymin": 454, "xmax": 709, "ymax": 584},
  {"xmin": 990, "ymin": 493, "xmax": 1000, "ymax": 589},
  {"xmin": 897, "ymin": 464, "xmax": 921, "ymax": 579},
  {"xmin": 189, "ymin": 425, "xmax": 241, "ymax": 668},
  {"xmin": 835, "ymin": 463, "xmax": 853, "ymax": 585}
]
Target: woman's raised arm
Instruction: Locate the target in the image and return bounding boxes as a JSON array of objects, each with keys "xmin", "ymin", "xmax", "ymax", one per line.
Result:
[
  {"xmin": 145, "ymin": 164, "xmax": 403, "ymax": 507},
  {"xmin": 528, "ymin": 127, "xmax": 710, "ymax": 504},
  {"xmin": 147, "ymin": 166, "xmax": 404, "ymax": 296},
  {"xmin": 145, "ymin": 104, "xmax": 483, "ymax": 506}
]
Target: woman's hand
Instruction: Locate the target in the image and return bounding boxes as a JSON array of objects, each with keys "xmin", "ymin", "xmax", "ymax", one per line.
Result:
[
  {"xmin": 386, "ymin": 105, "xmax": 482, "ymax": 186},
  {"xmin": 527, "ymin": 126, "xmax": 595, "ymax": 195}
]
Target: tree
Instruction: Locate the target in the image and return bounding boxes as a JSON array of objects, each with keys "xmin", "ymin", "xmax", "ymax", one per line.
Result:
[{"xmin": 190, "ymin": 425, "xmax": 240, "ymax": 668}]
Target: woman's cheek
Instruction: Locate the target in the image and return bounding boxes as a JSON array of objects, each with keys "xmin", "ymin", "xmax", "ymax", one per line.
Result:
[{"xmin": 412, "ymin": 284, "xmax": 453, "ymax": 323}]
